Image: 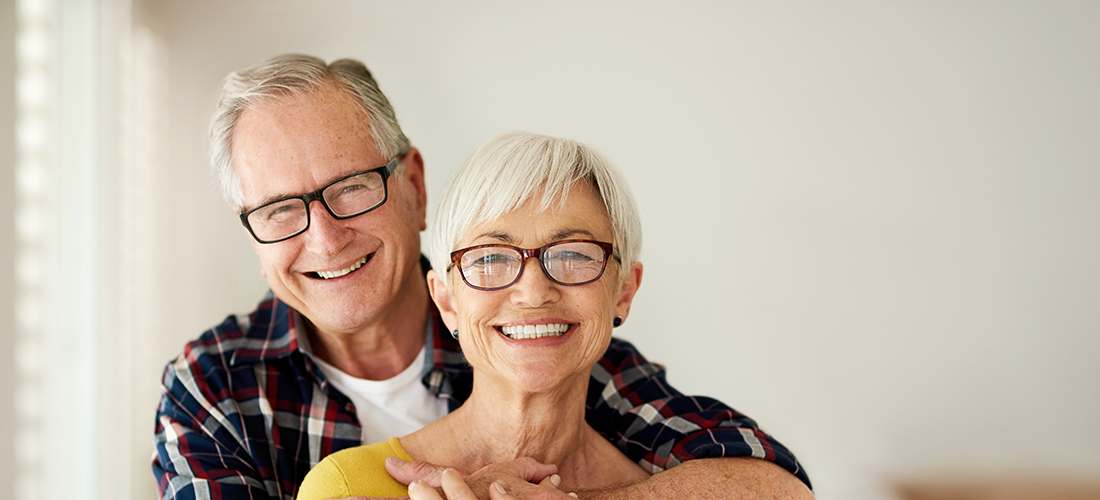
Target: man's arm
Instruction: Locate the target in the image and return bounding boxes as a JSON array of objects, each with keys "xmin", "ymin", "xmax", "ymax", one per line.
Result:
[
  {"xmin": 387, "ymin": 457, "xmax": 812, "ymax": 500},
  {"xmin": 153, "ymin": 360, "xmax": 275, "ymax": 500},
  {"xmin": 578, "ymin": 457, "xmax": 813, "ymax": 500},
  {"xmin": 384, "ymin": 337, "xmax": 815, "ymax": 499},
  {"xmin": 586, "ymin": 338, "xmax": 812, "ymax": 489}
]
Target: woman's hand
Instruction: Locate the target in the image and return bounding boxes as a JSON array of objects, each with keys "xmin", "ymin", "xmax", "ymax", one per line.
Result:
[
  {"xmin": 407, "ymin": 468, "xmax": 579, "ymax": 500},
  {"xmin": 388, "ymin": 456, "xmax": 571, "ymax": 499}
]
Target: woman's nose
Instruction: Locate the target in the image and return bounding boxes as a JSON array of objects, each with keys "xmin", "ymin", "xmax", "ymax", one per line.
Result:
[{"xmin": 508, "ymin": 257, "xmax": 560, "ymax": 306}]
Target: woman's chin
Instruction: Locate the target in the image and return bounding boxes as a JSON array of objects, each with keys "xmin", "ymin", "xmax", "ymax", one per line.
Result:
[{"xmin": 496, "ymin": 362, "xmax": 580, "ymax": 395}]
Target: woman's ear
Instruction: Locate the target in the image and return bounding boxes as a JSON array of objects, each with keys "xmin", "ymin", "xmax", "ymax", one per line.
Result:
[
  {"xmin": 427, "ymin": 269, "xmax": 459, "ymax": 331},
  {"xmin": 613, "ymin": 262, "xmax": 643, "ymax": 323}
]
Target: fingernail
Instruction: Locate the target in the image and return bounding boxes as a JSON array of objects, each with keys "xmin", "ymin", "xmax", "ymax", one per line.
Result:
[
  {"xmin": 568, "ymin": 493, "xmax": 579, "ymax": 498},
  {"xmin": 385, "ymin": 456, "xmax": 401, "ymax": 466},
  {"xmin": 493, "ymin": 482, "xmax": 507, "ymax": 495},
  {"xmin": 408, "ymin": 480, "xmax": 420, "ymax": 489},
  {"xmin": 550, "ymin": 474, "xmax": 561, "ymax": 486}
]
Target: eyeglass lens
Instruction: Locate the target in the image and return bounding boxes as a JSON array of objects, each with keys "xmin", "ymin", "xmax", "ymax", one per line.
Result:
[
  {"xmin": 246, "ymin": 170, "xmax": 387, "ymax": 243},
  {"xmin": 458, "ymin": 241, "xmax": 610, "ymax": 290}
]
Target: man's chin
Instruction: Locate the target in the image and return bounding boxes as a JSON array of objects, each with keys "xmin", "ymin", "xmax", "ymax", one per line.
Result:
[
  {"xmin": 270, "ymin": 285, "xmax": 372, "ymax": 322},
  {"xmin": 302, "ymin": 310, "xmax": 376, "ymax": 337}
]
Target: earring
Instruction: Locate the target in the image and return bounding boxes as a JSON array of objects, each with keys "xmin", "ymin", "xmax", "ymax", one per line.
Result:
[
  {"xmin": 451, "ymin": 329, "xmax": 459, "ymax": 339},
  {"xmin": 613, "ymin": 317, "xmax": 623, "ymax": 327}
]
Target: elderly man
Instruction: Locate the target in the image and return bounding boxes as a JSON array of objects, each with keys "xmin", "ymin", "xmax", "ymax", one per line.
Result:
[{"xmin": 152, "ymin": 54, "xmax": 813, "ymax": 500}]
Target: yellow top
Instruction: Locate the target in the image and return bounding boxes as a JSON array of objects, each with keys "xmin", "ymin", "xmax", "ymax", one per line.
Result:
[{"xmin": 297, "ymin": 437, "xmax": 413, "ymax": 500}]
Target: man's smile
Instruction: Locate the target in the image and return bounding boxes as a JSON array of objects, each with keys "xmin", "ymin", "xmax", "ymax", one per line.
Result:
[{"xmin": 310, "ymin": 254, "xmax": 370, "ymax": 280}]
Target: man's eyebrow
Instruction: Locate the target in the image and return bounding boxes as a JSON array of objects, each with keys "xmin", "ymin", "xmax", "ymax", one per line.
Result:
[
  {"xmin": 245, "ymin": 192, "xmax": 299, "ymax": 212},
  {"xmin": 244, "ymin": 161, "xmax": 391, "ymax": 212},
  {"xmin": 244, "ymin": 169, "xmax": 353, "ymax": 211}
]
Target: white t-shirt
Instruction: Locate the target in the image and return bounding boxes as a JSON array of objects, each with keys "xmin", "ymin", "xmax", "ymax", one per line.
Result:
[{"xmin": 299, "ymin": 323, "xmax": 450, "ymax": 444}]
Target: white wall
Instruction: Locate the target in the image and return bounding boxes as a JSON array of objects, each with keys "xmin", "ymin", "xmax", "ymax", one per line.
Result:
[
  {"xmin": 2, "ymin": 0, "xmax": 19, "ymax": 498},
  {"xmin": 6, "ymin": 1, "xmax": 1098, "ymax": 500}
]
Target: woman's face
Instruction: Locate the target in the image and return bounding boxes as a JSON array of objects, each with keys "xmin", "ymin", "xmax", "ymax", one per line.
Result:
[{"xmin": 428, "ymin": 182, "xmax": 643, "ymax": 394}]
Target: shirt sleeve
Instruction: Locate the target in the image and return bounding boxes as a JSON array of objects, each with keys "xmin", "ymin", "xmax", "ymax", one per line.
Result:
[
  {"xmin": 295, "ymin": 457, "xmax": 351, "ymax": 500},
  {"xmin": 297, "ymin": 438, "xmax": 412, "ymax": 500},
  {"xmin": 584, "ymin": 338, "xmax": 812, "ymax": 489},
  {"xmin": 152, "ymin": 358, "xmax": 276, "ymax": 500}
]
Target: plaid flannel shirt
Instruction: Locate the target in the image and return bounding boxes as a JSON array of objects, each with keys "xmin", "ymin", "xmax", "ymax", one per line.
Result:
[{"xmin": 153, "ymin": 292, "xmax": 810, "ymax": 499}]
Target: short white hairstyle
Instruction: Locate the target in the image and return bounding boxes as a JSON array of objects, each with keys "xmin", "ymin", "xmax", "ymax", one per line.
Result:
[
  {"xmin": 209, "ymin": 54, "xmax": 410, "ymax": 208},
  {"xmin": 428, "ymin": 132, "xmax": 642, "ymax": 287}
]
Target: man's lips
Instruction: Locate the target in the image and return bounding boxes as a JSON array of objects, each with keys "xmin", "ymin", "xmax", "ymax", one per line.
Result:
[{"xmin": 309, "ymin": 254, "xmax": 370, "ymax": 280}]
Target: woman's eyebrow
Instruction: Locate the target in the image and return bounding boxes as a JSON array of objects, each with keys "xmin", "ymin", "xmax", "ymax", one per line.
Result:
[
  {"xmin": 472, "ymin": 231, "xmax": 516, "ymax": 243},
  {"xmin": 551, "ymin": 228, "xmax": 596, "ymax": 240},
  {"xmin": 470, "ymin": 228, "xmax": 597, "ymax": 244}
]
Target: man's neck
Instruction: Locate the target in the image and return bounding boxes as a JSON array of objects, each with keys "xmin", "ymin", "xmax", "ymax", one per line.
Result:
[{"xmin": 305, "ymin": 264, "xmax": 431, "ymax": 381}]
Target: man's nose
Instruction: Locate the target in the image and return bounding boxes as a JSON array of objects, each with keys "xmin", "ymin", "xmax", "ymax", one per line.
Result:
[{"xmin": 301, "ymin": 201, "xmax": 351, "ymax": 255}]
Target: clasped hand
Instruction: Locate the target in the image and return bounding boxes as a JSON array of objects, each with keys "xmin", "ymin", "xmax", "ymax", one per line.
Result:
[{"xmin": 328, "ymin": 456, "xmax": 579, "ymax": 500}]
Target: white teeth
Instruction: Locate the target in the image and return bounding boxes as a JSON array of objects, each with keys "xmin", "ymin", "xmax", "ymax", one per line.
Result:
[
  {"xmin": 317, "ymin": 256, "xmax": 367, "ymax": 279},
  {"xmin": 500, "ymin": 323, "xmax": 569, "ymax": 340}
]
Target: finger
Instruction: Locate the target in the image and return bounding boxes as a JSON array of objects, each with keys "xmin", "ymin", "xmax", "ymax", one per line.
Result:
[
  {"xmin": 536, "ymin": 474, "xmax": 562, "ymax": 488},
  {"xmin": 535, "ymin": 475, "xmax": 578, "ymax": 499},
  {"xmin": 407, "ymin": 479, "xmax": 444, "ymax": 500},
  {"xmin": 438, "ymin": 468, "xmax": 481, "ymax": 500},
  {"xmin": 487, "ymin": 481, "xmax": 516, "ymax": 500},
  {"xmin": 503, "ymin": 457, "xmax": 558, "ymax": 484},
  {"xmin": 386, "ymin": 456, "xmax": 450, "ymax": 488}
]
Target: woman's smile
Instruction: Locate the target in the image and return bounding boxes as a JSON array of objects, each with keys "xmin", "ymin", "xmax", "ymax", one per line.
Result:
[{"xmin": 498, "ymin": 322, "xmax": 572, "ymax": 340}]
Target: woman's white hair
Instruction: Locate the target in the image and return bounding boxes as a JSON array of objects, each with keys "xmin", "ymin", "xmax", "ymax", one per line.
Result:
[
  {"xmin": 428, "ymin": 132, "xmax": 642, "ymax": 287},
  {"xmin": 209, "ymin": 54, "xmax": 410, "ymax": 208}
]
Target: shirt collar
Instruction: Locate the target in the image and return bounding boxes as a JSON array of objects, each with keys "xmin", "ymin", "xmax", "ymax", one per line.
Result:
[
  {"xmin": 227, "ymin": 290, "xmax": 300, "ymax": 366},
  {"xmin": 229, "ymin": 255, "xmax": 467, "ymax": 370}
]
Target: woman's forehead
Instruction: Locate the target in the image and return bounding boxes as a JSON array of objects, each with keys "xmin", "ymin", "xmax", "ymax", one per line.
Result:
[{"xmin": 461, "ymin": 184, "xmax": 613, "ymax": 246}]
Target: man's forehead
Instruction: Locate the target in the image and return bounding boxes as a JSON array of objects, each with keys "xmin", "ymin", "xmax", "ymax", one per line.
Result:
[
  {"xmin": 231, "ymin": 85, "xmax": 383, "ymax": 206},
  {"xmin": 241, "ymin": 82, "xmax": 367, "ymax": 125}
]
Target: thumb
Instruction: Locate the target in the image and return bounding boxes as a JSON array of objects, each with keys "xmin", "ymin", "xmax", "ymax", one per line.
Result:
[{"xmin": 502, "ymin": 457, "xmax": 558, "ymax": 484}]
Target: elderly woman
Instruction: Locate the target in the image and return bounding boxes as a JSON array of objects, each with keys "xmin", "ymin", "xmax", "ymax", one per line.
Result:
[{"xmin": 298, "ymin": 131, "xmax": 648, "ymax": 499}]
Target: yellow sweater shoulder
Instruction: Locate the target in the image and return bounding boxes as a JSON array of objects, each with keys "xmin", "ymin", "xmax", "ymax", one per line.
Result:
[{"xmin": 297, "ymin": 437, "xmax": 413, "ymax": 500}]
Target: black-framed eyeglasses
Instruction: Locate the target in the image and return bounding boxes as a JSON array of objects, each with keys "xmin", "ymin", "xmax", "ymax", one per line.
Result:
[
  {"xmin": 449, "ymin": 239, "xmax": 617, "ymax": 291},
  {"xmin": 239, "ymin": 156, "xmax": 400, "ymax": 244}
]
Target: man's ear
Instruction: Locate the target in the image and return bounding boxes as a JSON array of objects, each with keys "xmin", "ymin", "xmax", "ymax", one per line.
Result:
[
  {"xmin": 427, "ymin": 269, "xmax": 458, "ymax": 332},
  {"xmin": 613, "ymin": 262, "xmax": 643, "ymax": 323},
  {"xmin": 399, "ymin": 147, "xmax": 429, "ymax": 231}
]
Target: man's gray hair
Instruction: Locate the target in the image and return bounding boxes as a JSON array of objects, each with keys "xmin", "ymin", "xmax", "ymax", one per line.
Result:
[
  {"xmin": 210, "ymin": 54, "xmax": 410, "ymax": 208},
  {"xmin": 428, "ymin": 131, "xmax": 643, "ymax": 287}
]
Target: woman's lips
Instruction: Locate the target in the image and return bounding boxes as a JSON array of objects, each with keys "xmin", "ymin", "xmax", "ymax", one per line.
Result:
[{"xmin": 498, "ymin": 323, "xmax": 570, "ymax": 340}]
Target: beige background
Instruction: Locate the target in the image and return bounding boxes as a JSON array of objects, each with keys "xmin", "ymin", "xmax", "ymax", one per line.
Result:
[{"xmin": 2, "ymin": 1, "xmax": 1099, "ymax": 499}]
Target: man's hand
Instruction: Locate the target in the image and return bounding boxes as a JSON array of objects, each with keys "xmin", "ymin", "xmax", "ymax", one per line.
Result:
[
  {"xmin": 386, "ymin": 456, "xmax": 570, "ymax": 500},
  {"xmin": 383, "ymin": 456, "xmax": 472, "ymax": 486},
  {"xmin": 406, "ymin": 468, "xmax": 578, "ymax": 500}
]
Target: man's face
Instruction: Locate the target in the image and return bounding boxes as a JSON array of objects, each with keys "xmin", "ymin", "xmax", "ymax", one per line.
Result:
[{"xmin": 231, "ymin": 82, "xmax": 427, "ymax": 336}]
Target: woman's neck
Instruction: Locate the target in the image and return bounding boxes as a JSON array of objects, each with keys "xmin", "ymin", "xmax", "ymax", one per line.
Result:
[{"xmin": 401, "ymin": 372, "xmax": 647, "ymax": 490}]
